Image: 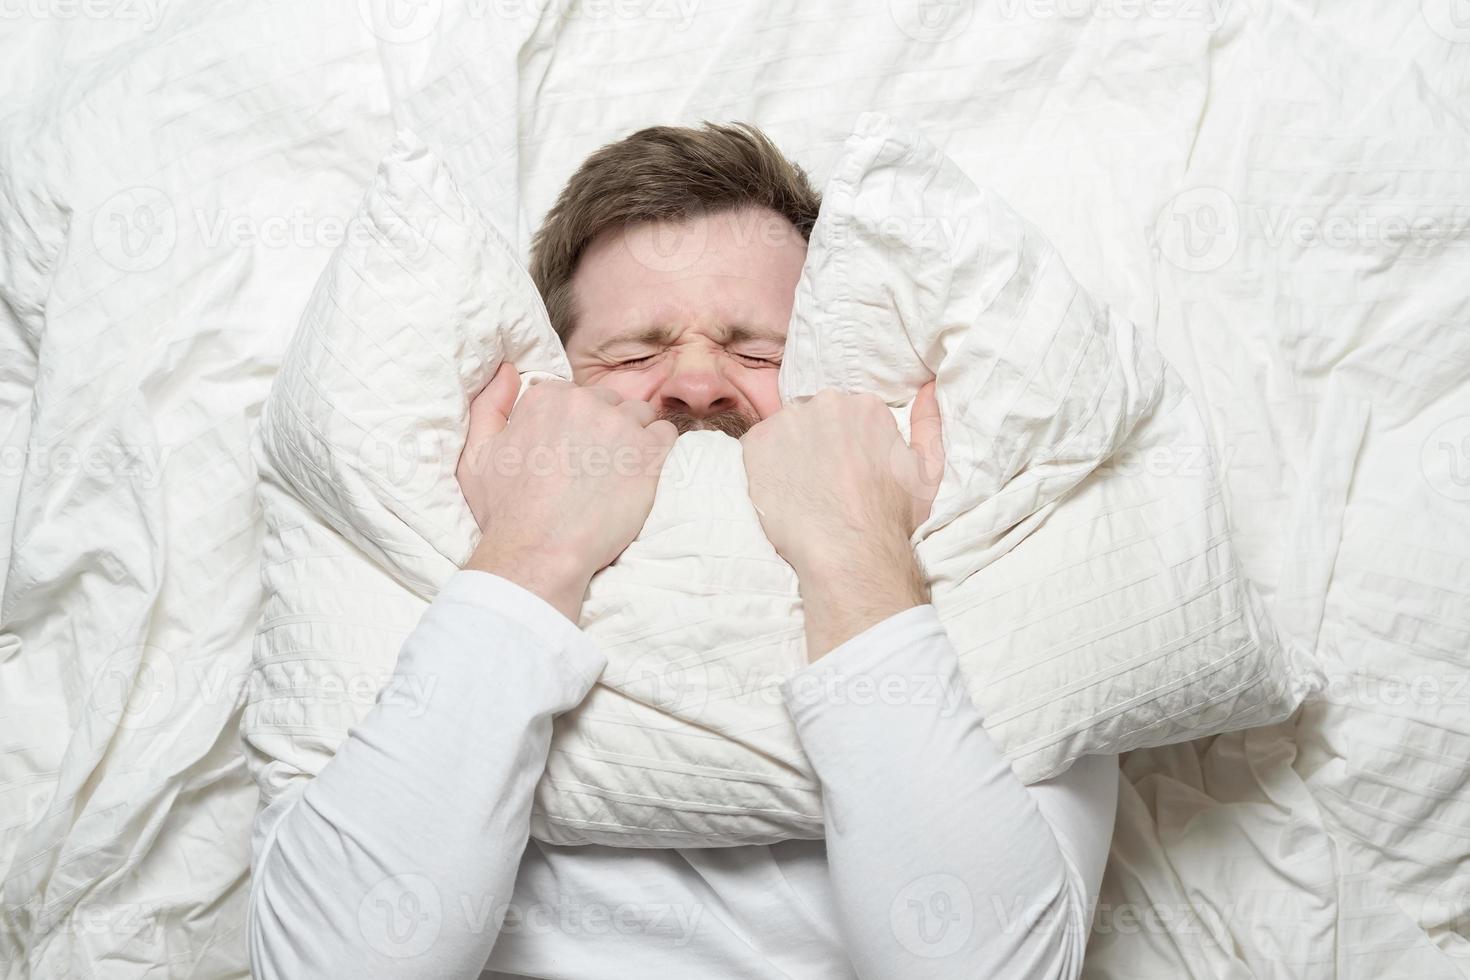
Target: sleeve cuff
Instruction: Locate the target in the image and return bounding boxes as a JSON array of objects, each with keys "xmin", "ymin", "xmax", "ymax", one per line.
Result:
[
  {"xmin": 437, "ymin": 569, "xmax": 607, "ymax": 686},
  {"xmin": 781, "ymin": 603, "xmax": 948, "ymax": 716}
]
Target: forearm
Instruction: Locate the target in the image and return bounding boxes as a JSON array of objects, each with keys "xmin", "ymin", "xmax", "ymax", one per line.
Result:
[
  {"xmin": 796, "ymin": 534, "xmax": 930, "ymax": 659},
  {"xmin": 247, "ymin": 572, "xmax": 606, "ymax": 980},
  {"xmin": 784, "ymin": 607, "xmax": 1118, "ymax": 979},
  {"xmin": 464, "ymin": 536, "xmax": 592, "ymax": 624}
]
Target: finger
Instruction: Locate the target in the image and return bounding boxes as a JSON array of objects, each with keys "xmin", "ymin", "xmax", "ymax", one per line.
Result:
[
  {"xmin": 472, "ymin": 361, "xmax": 521, "ymax": 437},
  {"xmin": 909, "ymin": 379, "xmax": 944, "ymax": 490},
  {"xmin": 640, "ymin": 419, "xmax": 680, "ymax": 475},
  {"xmin": 647, "ymin": 418, "xmax": 679, "ymax": 446},
  {"xmin": 617, "ymin": 398, "xmax": 657, "ymax": 427},
  {"xmin": 738, "ymin": 414, "xmax": 770, "ymax": 440},
  {"xmin": 485, "ymin": 359, "xmax": 520, "ymax": 423}
]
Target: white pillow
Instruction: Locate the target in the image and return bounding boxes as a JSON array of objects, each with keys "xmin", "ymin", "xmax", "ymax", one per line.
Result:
[{"xmin": 242, "ymin": 118, "xmax": 1323, "ymax": 848}]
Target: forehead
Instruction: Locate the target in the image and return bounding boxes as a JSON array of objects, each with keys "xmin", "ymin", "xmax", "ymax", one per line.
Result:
[{"xmin": 569, "ymin": 207, "xmax": 808, "ymax": 344}]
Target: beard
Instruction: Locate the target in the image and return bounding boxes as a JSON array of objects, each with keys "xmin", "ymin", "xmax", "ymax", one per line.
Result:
[{"xmin": 657, "ymin": 406, "xmax": 758, "ymax": 439}]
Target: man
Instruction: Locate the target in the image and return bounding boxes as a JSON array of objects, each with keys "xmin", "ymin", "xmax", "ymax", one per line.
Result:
[{"xmin": 247, "ymin": 123, "xmax": 1119, "ymax": 979}]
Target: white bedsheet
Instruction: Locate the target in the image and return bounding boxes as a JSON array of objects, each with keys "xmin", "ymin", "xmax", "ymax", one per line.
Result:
[
  {"xmin": 244, "ymin": 115, "xmax": 1324, "ymax": 849},
  {"xmin": 2, "ymin": 1, "xmax": 1467, "ymax": 977}
]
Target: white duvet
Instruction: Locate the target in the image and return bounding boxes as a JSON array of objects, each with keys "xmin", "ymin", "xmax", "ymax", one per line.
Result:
[
  {"xmin": 244, "ymin": 113, "xmax": 1320, "ymax": 848},
  {"xmin": 2, "ymin": 1, "xmax": 1467, "ymax": 977}
]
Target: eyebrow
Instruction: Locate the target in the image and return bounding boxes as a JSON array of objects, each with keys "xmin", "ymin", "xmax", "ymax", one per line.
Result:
[{"xmin": 586, "ymin": 323, "xmax": 786, "ymax": 358}]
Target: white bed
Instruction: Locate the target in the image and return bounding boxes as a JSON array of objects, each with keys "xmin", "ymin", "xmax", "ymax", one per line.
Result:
[{"xmin": 1, "ymin": 1, "xmax": 1466, "ymax": 977}]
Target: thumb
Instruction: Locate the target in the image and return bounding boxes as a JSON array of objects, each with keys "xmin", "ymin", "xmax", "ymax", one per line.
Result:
[
  {"xmin": 461, "ymin": 361, "xmax": 520, "ymax": 478},
  {"xmin": 909, "ymin": 379, "xmax": 944, "ymax": 493},
  {"xmin": 473, "ymin": 360, "xmax": 521, "ymax": 438}
]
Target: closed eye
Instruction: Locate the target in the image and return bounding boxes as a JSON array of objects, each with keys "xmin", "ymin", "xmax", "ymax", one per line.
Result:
[{"xmin": 620, "ymin": 352, "xmax": 777, "ymax": 368}]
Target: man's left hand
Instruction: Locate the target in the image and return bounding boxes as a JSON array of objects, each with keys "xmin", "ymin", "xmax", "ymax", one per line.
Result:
[{"xmin": 740, "ymin": 382, "xmax": 944, "ymax": 658}]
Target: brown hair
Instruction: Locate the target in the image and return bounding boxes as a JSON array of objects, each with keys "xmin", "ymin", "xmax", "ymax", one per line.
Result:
[{"xmin": 528, "ymin": 121, "xmax": 822, "ymax": 343}]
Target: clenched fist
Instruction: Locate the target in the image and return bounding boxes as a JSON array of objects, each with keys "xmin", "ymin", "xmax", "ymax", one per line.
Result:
[
  {"xmin": 740, "ymin": 382, "xmax": 944, "ymax": 658},
  {"xmin": 456, "ymin": 362, "xmax": 679, "ymax": 621}
]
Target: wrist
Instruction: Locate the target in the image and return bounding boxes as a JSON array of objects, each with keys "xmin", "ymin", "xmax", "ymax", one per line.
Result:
[
  {"xmin": 791, "ymin": 529, "xmax": 922, "ymax": 592},
  {"xmin": 463, "ymin": 537, "xmax": 592, "ymax": 624},
  {"xmin": 794, "ymin": 537, "xmax": 930, "ymax": 660}
]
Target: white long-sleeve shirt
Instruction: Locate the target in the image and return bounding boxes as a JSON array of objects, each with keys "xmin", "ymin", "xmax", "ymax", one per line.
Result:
[{"xmin": 246, "ymin": 570, "xmax": 1119, "ymax": 979}]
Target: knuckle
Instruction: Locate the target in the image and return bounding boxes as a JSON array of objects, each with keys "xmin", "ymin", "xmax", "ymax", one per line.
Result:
[{"xmin": 740, "ymin": 420, "xmax": 770, "ymax": 443}]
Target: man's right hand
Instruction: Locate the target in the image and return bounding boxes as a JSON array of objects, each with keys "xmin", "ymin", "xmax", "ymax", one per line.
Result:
[{"xmin": 456, "ymin": 362, "xmax": 679, "ymax": 622}]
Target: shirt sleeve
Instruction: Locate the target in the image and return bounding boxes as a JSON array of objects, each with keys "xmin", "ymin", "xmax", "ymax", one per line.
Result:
[
  {"xmin": 246, "ymin": 570, "xmax": 607, "ymax": 980},
  {"xmin": 783, "ymin": 603, "xmax": 1119, "ymax": 980}
]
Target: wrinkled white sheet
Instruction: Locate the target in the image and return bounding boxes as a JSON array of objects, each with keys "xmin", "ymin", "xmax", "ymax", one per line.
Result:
[
  {"xmin": 244, "ymin": 118, "xmax": 1318, "ymax": 848},
  {"xmin": 2, "ymin": 0, "xmax": 1467, "ymax": 976}
]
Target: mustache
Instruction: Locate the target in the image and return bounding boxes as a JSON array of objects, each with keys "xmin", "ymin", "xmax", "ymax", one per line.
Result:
[{"xmin": 657, "ymin": 406, "xmax": 758, "ymax": 439}]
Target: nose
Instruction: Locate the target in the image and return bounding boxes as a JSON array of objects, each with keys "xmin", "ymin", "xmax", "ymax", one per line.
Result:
[{"xmin": 655, "ymin": 346, "xmax": 740, "ymax": 418}]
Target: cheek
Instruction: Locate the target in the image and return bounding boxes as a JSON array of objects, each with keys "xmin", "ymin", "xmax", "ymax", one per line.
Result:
[
  {"xmin": 575, "ymin": 366, "xmax": 658, "ymax": 404},
  {"xmin": 743, "ymin": 372, "xmax": 784, "ymax": 420}
]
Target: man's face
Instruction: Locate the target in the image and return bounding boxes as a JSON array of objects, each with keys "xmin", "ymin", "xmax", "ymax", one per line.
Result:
[{"xmin": 563, "ymin": 206, "xmax": 808, "ymax": 437}]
